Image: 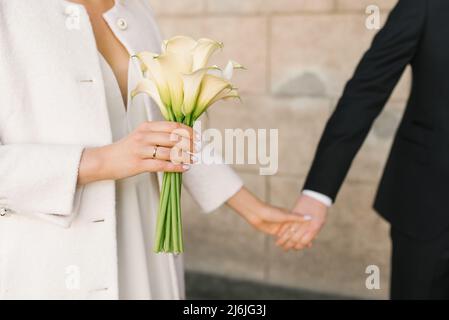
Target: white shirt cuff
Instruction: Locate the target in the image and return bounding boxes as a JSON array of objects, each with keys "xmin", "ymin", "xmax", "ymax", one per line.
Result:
[{"xmin": 302, "ymin": 190, "xmax": 333, "ymax": 207}]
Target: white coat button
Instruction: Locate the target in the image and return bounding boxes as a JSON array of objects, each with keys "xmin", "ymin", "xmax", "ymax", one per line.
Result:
[
  {"xmin": 0, "ymin": 207, "xmax": 9, "ymax": 217},
  {"xmin": 117, "ymin": 18, "xmax": 128, "ymax": 30}
]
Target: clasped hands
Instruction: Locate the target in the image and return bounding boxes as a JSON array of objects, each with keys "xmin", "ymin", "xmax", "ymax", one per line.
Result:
[
  {"xmin": 275, "ymin": 194, "xmax": 328, "ymax": 251},
  {"xmin": 230, "ymin": 191, "xmax": 328, "ymax": 252}
]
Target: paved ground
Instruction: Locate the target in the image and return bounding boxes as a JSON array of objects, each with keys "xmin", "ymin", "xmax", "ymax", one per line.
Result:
[{"xmin": 185, "ymin": 271, "xmax": 352, "ymax": 300}]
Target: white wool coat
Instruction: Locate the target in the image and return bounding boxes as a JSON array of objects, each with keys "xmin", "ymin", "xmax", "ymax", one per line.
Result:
[{"xmin": 0, "ymin": 0, "xmax": 243, "ymax": 299}]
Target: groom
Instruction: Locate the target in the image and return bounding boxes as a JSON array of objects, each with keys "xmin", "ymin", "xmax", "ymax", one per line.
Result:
[{"xmin": 278, "ymin": 0, "xmax": 449, "ymax": 299}]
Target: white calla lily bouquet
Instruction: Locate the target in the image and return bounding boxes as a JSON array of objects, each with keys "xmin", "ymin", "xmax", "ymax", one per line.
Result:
[{"xmin": 131, "ymin": 36, "xmax": 243, "ymax": 253}]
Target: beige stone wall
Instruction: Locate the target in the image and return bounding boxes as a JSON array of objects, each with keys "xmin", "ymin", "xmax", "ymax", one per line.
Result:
[{"xmin": 150, "ymin": 0, "xmax": 406, "ymax": 299}]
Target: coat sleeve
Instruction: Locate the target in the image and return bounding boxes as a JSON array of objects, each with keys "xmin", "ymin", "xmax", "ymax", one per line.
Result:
[
  {"xmin": 303, "ymin": 0, "xmax": 427, "ymax": 201},
  {"xmin": 0, "ymin": 142, "xmax": 85, "ymax": 227},
  {"xmin": 182, "ymin": 142, "xmax": 243, "ymax": 213},
  {"xmin": 183, "ymin": 164, "xmax": 243, "ymax": 213}
]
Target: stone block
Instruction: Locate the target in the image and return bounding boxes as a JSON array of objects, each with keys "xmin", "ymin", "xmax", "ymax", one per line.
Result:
[
  {"xmin": 270, "ymin": 15, "xmax": 410, "ymax": 101},
  {"xmin": 336, "ymin": 0, "xmax": 398, "ymax": 12},
  {"xmin": 206, "ymin": 0, "xmax": 334, "ymax": 14}
]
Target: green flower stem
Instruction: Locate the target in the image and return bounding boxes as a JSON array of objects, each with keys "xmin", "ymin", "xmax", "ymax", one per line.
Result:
[
  {"xmin": 154, "ymin": 172, "xmax": 169, "ymax": 252},
  {"xmin": 170, "ymin": 172, "xmax": 179, "ymax": 253},
  {"xmin": 153, "ymin": 113, "xmax": 196, "ymax": 253},
  {"xmin": 184, "ymin": 114, "xmax": 192, "ymax": 127},
  {"xmin": 163, "ymin": 174, "xmax": 173, "ymax": 252},
  {"xmin": 154, "ymin": 171, "xmax": 184, "ymax": 253},
  {"xmin": 176, "ymin": 172, "xmax": 183, "ymax": 252}
]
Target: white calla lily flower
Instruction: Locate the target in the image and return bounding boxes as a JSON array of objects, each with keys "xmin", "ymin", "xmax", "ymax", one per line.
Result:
[
  {"xmin": 163, "ymin": 35, "xmax": 197, "ymax": 54},
  {"xmin": 192, "ymin": 38, "xmax": 223, "ymax": 71},
  {"xmin": 223, "ymin": 60, "xmax": 245, "ymax": 80},
  {"xmin": 134, "ymin": 37, "xmax": 242, "ymax": 122},
  {"xmin": 155, "ymin": 54, "xmax": 185, "ymax": 119},
  {"xmin": 194, "ymin": 74, "xmax": 233, "ymax": 118},
  {"xmin": 182, "ymin": 66, "xmax": 219, "ymax": 116},
  {"xmin": 209, "ymin": 87, "xmax": 240, "ymax": 106},
  {"xmin": 162, "ymin": 36, "xmax": 196, "ymax": 74},
  {"xmin": 131, "ymin": 78, "xmax": 169, "ymax": 120},
  {"xmin": 136, "ymin": 52, "xmax": 171, "ymax": 108}
]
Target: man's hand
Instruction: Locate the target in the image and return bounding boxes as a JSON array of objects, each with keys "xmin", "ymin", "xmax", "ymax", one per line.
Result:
[
  {"xmin": 276, "ymin": 194, "xmax": 328, "ymax": 251},
  {"xmin": 245, "ymin": 204, "xmax": 309, "ymax": 236},
  {"xmin": 227, "ymin": 187, "xmax": 309, "ymax": 236}
]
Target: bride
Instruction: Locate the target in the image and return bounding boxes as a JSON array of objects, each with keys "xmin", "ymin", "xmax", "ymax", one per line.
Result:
[{"xmin": 0, "ymin": 0, "xmax": 306, "ymax": 299}]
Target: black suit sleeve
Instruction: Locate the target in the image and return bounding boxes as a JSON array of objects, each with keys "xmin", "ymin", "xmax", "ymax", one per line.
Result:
[{"xmin": 303, "ymin": 0, "xmax": 428, "ymax": 201}]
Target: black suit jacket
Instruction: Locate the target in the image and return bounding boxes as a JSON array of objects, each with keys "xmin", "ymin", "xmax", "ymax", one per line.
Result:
[{"xmin": 304, "ymin": 0, "xmax": 449, "ymax": 239}]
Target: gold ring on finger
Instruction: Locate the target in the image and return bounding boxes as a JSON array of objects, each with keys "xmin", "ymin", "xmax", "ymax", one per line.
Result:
[{"xmin": 152, "ymin": 145, "xmax": 158, "ymax": 159}]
